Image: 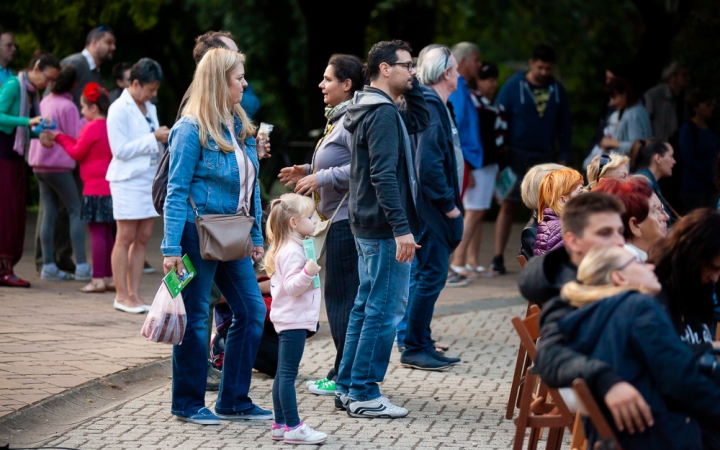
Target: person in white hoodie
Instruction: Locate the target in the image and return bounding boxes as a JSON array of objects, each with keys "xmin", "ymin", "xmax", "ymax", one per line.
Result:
[{"xmin": 264, "ymin": 193, "xmax": 327, "ymax": 445}]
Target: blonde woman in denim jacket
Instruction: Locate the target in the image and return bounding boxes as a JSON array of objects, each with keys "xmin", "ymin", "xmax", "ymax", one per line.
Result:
[{"xmin": 161, "ymin": 48, "xmax": 269, "ymax": 425}]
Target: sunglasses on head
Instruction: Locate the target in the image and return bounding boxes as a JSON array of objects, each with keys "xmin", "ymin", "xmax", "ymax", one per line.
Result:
[{"xmin": 596, "ymin": 153, "xmax": 611, "ymax": 183}]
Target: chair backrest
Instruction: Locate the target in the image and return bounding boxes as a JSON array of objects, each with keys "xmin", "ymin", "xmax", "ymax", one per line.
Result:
[
  {"xmin": 572, "ymin": 379, "xmax": 623, "ymax": 450},
  {"xmin": 518, "ymin": 255, "xmax": 528, "ymax": 268},
  {"xmin": 511, "ymin": 304, "xmax": 541, "ymax": 360}
]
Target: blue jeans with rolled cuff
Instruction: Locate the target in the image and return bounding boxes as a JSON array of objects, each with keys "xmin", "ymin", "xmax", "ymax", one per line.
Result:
[{"xmin": 170, "ymin": 222, "xmax": 265, "ymax": 417}]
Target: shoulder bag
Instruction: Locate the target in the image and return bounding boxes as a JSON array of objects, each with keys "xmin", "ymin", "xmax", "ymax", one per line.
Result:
[{"xmin": 191, "ymin": 147, "xmax": 256, "ymax": 261}]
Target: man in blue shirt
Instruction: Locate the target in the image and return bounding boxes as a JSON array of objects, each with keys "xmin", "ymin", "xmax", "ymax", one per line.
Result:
[
  {"xmin": 492, "ymin": 44, "xmax": 571, "ymax": 274},
  {"xmin": 0, "ymin": 32, "xmax": 17, "ymax": 86},
  {"xmin": 448, "ymin": 42, "xmax": 488, "ymax": 280}
]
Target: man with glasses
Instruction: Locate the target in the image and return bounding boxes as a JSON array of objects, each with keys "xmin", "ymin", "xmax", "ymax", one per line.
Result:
[
  {"xmin": 0, "ymin": 31, "xmax": 17, "ymax": 86},
  {"xmin": 61, "ymin": 26, "xmax": 116, "ymax": 109},
  {"xmin": 337, "ymin": 39, "xmax": 429, "ymax": 418},
  {"xmin": 448, "ymin": 42, "xmax": 487, "ymax": 281}
]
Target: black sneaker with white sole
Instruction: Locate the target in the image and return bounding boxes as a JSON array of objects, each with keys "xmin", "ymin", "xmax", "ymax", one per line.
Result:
[{"xmin": 347, "ymin": 396, "xmax": 409, "ymax": 418}]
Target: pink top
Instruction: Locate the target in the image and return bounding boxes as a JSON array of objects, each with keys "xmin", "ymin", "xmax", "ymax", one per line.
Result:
[
  {"xmin": 54, "ymin": 119, "xmax": 112, "ymax": 196},
  {"xmin": 28, "ymin": 92, "xmax": 81, "ymax": 172},
  {"xmin": 269, "ymin": 237, "xmax": 321, "ymax": 333}
]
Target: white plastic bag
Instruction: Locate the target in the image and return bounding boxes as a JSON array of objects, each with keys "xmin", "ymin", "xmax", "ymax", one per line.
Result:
[{"xmin": 141, "ymin": 284, "xmax": 187, "ymax": 345}]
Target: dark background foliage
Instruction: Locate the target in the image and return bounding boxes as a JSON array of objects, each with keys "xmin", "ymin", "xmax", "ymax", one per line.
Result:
[{"xmin": 2, "ymin": 0, "xmax": 718, "ymax": 174}]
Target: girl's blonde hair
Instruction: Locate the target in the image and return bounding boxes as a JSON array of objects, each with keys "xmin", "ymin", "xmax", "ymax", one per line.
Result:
[
  {"xmin": 586, "ymin": 152, "xmax": 630, "ymax": 189},
  {"xmin": 537, "ymin": 167, "xmax": 584, "ymax": 221},
  {"xmin": 520, "ymin": 163, "xmax": 565, "ymax": 210},
  {"xmin": 263, "ymin": 193, "xmax": 315, "ymax": 277},
  {"xmin": 182, "ymin": 48, "xmax": 257, "ymax": 153},
  {"xmin": 561, "ymin": 246, "xmax": 654, "ymax": 307}
]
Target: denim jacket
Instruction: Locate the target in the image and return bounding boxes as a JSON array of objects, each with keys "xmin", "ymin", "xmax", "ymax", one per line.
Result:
[{"xmin": 161, "ymin": 115, "xmax": 262, "ymax": 257}]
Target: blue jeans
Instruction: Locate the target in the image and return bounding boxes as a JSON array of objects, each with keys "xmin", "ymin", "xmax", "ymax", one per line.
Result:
[
  {"xmin": 395, "ymin": 257, "xmax": 418, "ymax": 348},
  {"xmin": 171, "ymin": 222, "xmax": 265, "ymax": 416},
  {"xmin": 272, "ymin": 329, "xmax": 307, "ymax": 427},
  {"xmin": 336, "ymin": 237, "xmax": 411, "ymax": 401},
  {"xmin": 402, "ymin": 227, "xmax": 450, "ymax": 354}
]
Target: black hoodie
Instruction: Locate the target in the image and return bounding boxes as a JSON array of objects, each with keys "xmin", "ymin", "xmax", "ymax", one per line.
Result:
[
  {"xmin": 344, "ymin": 78, "xmax": 429, "ymax": 239},
  {"xmin": 518, "ymin": 246, "xmax": 577, "ymax": 306}
]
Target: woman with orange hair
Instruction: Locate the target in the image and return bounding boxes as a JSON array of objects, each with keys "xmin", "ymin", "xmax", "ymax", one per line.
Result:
[{"xmin": 533, "ymin": 168, "xmax": 584, "ymax": 256}]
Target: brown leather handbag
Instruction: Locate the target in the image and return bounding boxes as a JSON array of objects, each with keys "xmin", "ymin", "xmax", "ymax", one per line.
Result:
[{"xmin": 189, "ymin": 148, "xmax": 255, "ymax": 261}]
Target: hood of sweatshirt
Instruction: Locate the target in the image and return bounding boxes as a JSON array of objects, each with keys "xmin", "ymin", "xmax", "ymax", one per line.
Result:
[
  {"xmin": 344, "ymin": 87, "xmax": 396, "ymax": 134},
  {"xmin": 518, "ymin": 246, "xmax": 577, "ymax": 306}
]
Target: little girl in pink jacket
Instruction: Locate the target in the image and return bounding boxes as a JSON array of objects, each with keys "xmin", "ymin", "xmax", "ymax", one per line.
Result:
[{"xmin": 264, "ymin": 193, "xmax": 327, "ymax": 445}]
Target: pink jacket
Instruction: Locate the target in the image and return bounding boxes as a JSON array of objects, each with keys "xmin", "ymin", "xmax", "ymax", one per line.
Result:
[
  {"xmin": 269, "ymin": 237, "xmax": 321, "ymax": 333},
  {"xmin": 28, "ymin": 92, "xmax": 81, "ymax": 172},
  {"xmin": 54, "ymin": 119, "xmax": 112, "ymax": 196}
]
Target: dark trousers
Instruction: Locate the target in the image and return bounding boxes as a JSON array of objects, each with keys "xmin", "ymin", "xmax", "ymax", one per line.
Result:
[
  {"xmin": 403, "ymin": 225, "xmax": 450, "ymax": 354},
  {"xmin": 272, "ymin": 329, "xmax": 306, "ymax": 427},
  {"xmin": 34, "ymin": 167, "xmax": 82, "ymax": 272},
  {"xmin": 0, "ymin": 159, "xmax": 27, "ymax": 275},
  {"xmin": 324, "ymin": 219, "xmax": 359, "ymax": 379}
]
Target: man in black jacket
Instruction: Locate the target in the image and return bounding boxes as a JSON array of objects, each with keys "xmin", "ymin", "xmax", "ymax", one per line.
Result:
[
  {"xmin": 398, "ymin": 45, "xmax": 464, "ymax": 371},
  {"xmin": 336, "ymin": 40, "xmax": 429, "ymax": 419},
  {"xmin": 521, "ymin": 193, "xmax": 656, "ymax": 434}
]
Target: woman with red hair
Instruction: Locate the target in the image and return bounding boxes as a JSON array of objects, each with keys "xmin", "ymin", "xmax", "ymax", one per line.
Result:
[
  {"xmin": 594, "ymin": 177, "xmax": 669, "ymax": 261},
  {"xmin": 533, "ymin": 167, "xmax": 584, "ymax": 256}
]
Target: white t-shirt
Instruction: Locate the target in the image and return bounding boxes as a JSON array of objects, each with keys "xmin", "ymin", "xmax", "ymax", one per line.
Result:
[{"xmin": 227, "ymin": 122, "xmax": 256, "ymax": 214}]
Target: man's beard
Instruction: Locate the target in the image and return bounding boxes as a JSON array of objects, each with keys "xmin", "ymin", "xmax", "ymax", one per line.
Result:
[{"xmin": 99, "ymin": 52, "xmax": 114, "ymax": 64}]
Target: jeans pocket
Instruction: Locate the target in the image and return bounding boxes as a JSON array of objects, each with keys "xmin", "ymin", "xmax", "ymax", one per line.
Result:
[{"xmin": 356, "ymin": 238, "xmax": 379, "ymax": 256}]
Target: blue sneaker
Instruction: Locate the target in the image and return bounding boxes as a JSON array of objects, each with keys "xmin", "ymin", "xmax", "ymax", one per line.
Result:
[
  {"xmin": 175, "ymin": 407, "xmax": 220, "ymax": 425},
  {"xmin": 215, "ymin": 404, "xmax": 273, "ymax": 420}
]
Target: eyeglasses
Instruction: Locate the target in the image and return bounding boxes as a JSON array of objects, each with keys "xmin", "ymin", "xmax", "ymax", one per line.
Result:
[
  {"xmin": 388, "ymin": 61, "xmax": 414, "ymax": 71},
  {"xmin": 616, "ymin": 255, "xmax": 641, "ymax": 272},
  {"xmin": 596, "ymin": 153, "xmax": 611, "ymax": 183}
]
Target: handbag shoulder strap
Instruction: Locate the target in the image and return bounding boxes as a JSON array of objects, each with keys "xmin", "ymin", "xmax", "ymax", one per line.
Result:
[
  {"xmin": 326, "ymin": 191, "xmax": 349, "ymax": 223},
  {"xmin": 188, "ymin": 132, "xmax": 255, "ymax": 217}
]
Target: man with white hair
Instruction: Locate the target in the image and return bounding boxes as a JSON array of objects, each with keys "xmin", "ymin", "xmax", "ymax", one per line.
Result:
[{"xmin": 399, "ymin": 45, "xmax": 464, "ymax": 371}]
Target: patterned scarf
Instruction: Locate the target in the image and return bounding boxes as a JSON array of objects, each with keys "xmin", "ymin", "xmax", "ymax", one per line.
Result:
[
  {"xmin": 13, "ymin": 72, "xmax": 40, "ymax": 156},
  {"xmin": 312, "ymin": 100, "xmax": 351, "ymax": 219}
]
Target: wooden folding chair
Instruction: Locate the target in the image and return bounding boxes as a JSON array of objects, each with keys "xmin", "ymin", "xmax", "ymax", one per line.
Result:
[
  {"xmin": 511, "ymin": 308, "xmax": 576, "ymax": 450},
  {"xmin": 518, "ymin": 255, "xmax": 528, "ymax": 268},
  {"xmin": 506, "ymin": 303, "xmax": 540, "ymax": 419},
  {"xmin": 572, "ymin": 379, "xmax": 623, "ymax": 450}
]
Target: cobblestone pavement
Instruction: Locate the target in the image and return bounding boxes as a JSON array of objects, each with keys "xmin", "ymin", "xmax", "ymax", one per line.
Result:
[
  {"xmin": 1, "ymin": 218, "xmax": 524, "ymax": 418},
  {"xmin": 42, "ymin": 303, "xmax": 558, "ymax": 450}
]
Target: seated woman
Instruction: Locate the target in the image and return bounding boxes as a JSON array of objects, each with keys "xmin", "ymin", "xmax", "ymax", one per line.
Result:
[
  {"xmin": 594, "ymin": 177, "xmax": 669, "ymax": 261},
  {"xmin": 585, "ymin": 152, "xmax": 629, "ymax": 189},
  {"xmin": 629, "ymin": 138, "xmax": 679, "ymax": 223},
  {"xmin": 518, "ymin": 163, "xmax": 564, "ymax": 261},
  {"xmin": 533, "ymin": 167, "xmax": 584, "ymax": 256},
  {"xmin": 559, "ymin": 245, "xmax": 720, "ymax": 450}
]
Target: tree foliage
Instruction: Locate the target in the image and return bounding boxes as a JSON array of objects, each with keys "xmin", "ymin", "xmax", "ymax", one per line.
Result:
[{"xmin": 1, "ymin": 0, "xmax": 717, "ymax": 166}]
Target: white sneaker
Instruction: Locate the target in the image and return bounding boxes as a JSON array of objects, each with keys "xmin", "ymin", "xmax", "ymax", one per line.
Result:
[
  {"xmin": 270, "ymin": 423, "xmax": 285, "ymax": 440},
  {"xmin": 347, "ymin": 396, "xmax": 409, "ymax": 419},
  {"xmin": 284, "ymin": 423, "xmax": 327, "ymax": 445}
]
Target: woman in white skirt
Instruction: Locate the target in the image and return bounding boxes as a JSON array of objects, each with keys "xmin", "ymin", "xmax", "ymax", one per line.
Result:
[{"xmin": 106, "ymin": 58, "xmax": 170, "ymax": 313}]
